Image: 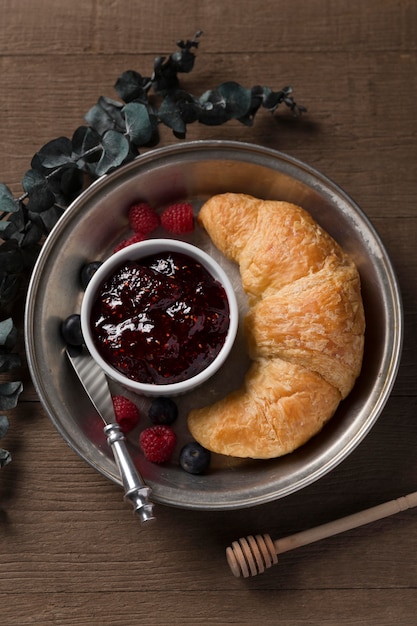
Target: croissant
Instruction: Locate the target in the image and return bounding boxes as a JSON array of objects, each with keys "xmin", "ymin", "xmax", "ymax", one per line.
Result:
[{"xmin": 187, "ymin": 193, "xmax": 365, "ymax": 459}]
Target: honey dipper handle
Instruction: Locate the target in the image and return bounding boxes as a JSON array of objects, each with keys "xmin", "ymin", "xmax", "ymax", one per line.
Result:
[{"xmin": 276, "ymin": 491, "xmax": 417, "ymax": 555}]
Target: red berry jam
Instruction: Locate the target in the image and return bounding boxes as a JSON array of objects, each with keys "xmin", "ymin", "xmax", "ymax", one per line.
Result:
[{"xmin": 90, "ymin": 251, "xmax": 230, "ymax": 385}]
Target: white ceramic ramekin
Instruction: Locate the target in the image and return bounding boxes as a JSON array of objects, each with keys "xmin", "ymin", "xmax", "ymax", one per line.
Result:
[{"xmin": 81, "ymin": 238, "xmax": 238, "ymax": 396}]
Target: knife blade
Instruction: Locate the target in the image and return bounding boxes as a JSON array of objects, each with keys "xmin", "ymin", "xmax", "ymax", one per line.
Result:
[{"xmin": 66, "ymin": 345, "xmax": 155, "ymax": 523}]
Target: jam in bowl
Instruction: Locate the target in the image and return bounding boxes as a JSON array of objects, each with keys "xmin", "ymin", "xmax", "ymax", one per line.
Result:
[{"xmin": 81, "ymin": 239, "xmax": 239, "ymax": 396}]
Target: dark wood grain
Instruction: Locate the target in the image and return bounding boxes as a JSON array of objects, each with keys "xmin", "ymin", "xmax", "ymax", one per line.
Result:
[{"xmin": 1, "ymin": 1, "xmax": 417, "ymax": 624}]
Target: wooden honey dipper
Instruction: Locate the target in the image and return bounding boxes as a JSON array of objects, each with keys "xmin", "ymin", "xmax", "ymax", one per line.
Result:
[{"xmin": 226, "ymin": 490, "xmax": 417, "ymax": 578}]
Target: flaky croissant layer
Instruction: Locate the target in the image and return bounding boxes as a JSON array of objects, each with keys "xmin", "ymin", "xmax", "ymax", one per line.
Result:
[{"xmin": 187, "ymin": 193, "xmax": 365, "ymax": 459}]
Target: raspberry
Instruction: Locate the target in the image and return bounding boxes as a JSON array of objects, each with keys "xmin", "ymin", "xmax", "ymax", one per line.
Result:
[
  {"xmin": 139, "ymin": 425, "xmax": 177, "ymax": 463},
  {"xmin": 112, "ymin": 395, "xmax": 140, "ymax": 433},
  {"xmin": 113, "ymin": 231, "xmax": 146, "ymax": 253},
  {"xmin": 128, "ymin": 202, "xmax": 160, "ymax": 234},
  {"xmin": 160, "ymin": 202, "xmax": 194, "ymax": 234}
]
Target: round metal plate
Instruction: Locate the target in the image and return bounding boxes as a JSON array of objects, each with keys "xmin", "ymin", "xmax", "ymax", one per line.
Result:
[{"xmin": 24, "ymin": 140, "xmax": 403, "ymax": 510}]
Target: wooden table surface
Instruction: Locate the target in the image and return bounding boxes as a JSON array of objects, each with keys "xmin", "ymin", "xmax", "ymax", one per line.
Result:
[{"xmin": 1, "ymin": 1, "xmax": 417, "ymax": 624}]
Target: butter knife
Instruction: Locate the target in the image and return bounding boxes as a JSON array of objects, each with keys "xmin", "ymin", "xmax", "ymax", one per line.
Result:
[{"xmin": 66, "ymin": 345, "xmax": 155, "ymax": 523}]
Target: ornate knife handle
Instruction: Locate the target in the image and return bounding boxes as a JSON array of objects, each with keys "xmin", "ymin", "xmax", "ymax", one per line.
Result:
[{"xmin": 104, "ymin": 423, "xmax": 155, "ymax": 523}]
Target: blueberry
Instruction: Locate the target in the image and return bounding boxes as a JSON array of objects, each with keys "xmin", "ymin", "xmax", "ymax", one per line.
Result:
[
  {"xmin": 61, "ymin": 314, "xmax": 84, "ymax": 346},
  {"xmin": 80, "ymin": 261, "xmax": 103, "ymax": 289},
  {"xmin": 148, "ymin": 397, "xmax": 178, "ymax": 425},
  {"xmin": 179, "ymin": 442, "xmax": 211, "ymax": 474}
]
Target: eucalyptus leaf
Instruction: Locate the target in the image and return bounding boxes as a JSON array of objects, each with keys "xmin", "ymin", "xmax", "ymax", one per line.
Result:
[
  {"xmin": 37, "ymin": 137, "xmax": 73, "ymax": 168},
  {"xmin": 20, "ymin": 243, "xmax": 42, "ymax": 272},
  {"xmin": 96, "ymin": 96, "xmax": 126, "ymax": 131},
  {"xmin": 158, "ymin": 94, "xmax": 187, "ymax": 135},
  {"xmin": 99, "ymin": 95, "xmax": 124, "ymax": 114},
  {"xmin": 84, "ymin": 100, "xmax": 124, "ymax": 136},
  {"xmin": 0, "ymin": 354, "xmax": 20, "ymax": 372},
  {"xmin": 95, "ymin": 130, "xmax": 130, "ymax": 176},
  {"xmin": 0, "ymin": 184, "xmax": 18, "ymax": 214},
  {"xmin": 176, "ymin": 94, "xmax": 199, "ymax": 125},
  {"xmin": 0, "ymin": 242, "xmax": 25, "ymax": 274},
  {"xmin": 84, "ymin": 103, "xmax": 108, "ymax": 135},
  {"xmin": 152, "ymin": 56, "xmax": 180, "ymax": 94},
  {"xmin": 58, "ymin": 165, "xmax": 84, "ymax": 201},
  {"xmin": 123, "ymin": 102, "xmax": 153, "ymax": 145},
  {"xmin": 142, "ymin": 115, "xmax": 160, "ymax": 147},
  {"xmin": 0, "ymin": 318, "xmax": 15, "ymax": 348},
  {"xmin": 22, "ymin": 169, "xmax": 46, "ymax": 194},
  {"xmin": 31, "ymin": 205, "xmax": 64, "ymax": 233},
  {"xmin": 198, "ymin": 89, "xmax": 230, "ymax": 125},
  {"xmin": 0, "ymin": 381, "xmax": 23, "ymax": 411},
  {"xmin": 20, "ymin": 221, "xmax": 44, "ymax": 248},
  {"xmin": 0, "ymin": 415, "xmax": 9, "ymax": 438},
  {"xmin": 73, "ymin": 126, "xmax": 102, "ymax": 163},
  {"xmin": 160, "ymin": 90, "xmax": 199, "ymax": 131},
  {"xmin": 0, "ymin": 221, "xmax": 13, "ymax": 235},
  {"xmin": 237, "ymin": 86, "xmax": 265, "ymax": 125},
  {"xmin": 6, "ymin": 204, "xmax": 26, "ymax": 233},
  {"xmin": 7, "ymin": 232, "xmax": 25, "ymax": 247},
  {"xmin": 81, "ymin": 126, "xmax": 102, "ymax": 153},
  {"xmin": 217, "ymin": 82, "xmax": 252, "ymax": 119},
  {"xmin": 30, "ymin": 152, "xmax": 48, "ymax": 175},
  {"xmin": 45, "ymin": 163, "xmax": 84, "ymax": 206},
  {"xmin": 0, "ymin": 274, "xmax": 20, "ymax": 307},
  {"xmin": 2, "ymin": 216, "xmax": 29, "ymax": 245},
  {"xmin": 0, "ymin": 448, "xmax": 11, "ymax": 468},
  {"xmin": 26, "ymin": 184, "xmax": 56, "ymax": 214},
  {"xmin": 71, "ymin": 125, "xmax": 89, "ymax": 155},
  {"xmin": 115, "ymin": 70, "xmax": 150, "ymax": 103}
]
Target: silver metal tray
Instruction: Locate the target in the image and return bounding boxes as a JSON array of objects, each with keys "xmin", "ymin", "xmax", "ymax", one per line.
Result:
[{"xmin": 24, "ymin": 140, "xmax": 403, "ymax": 510}]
